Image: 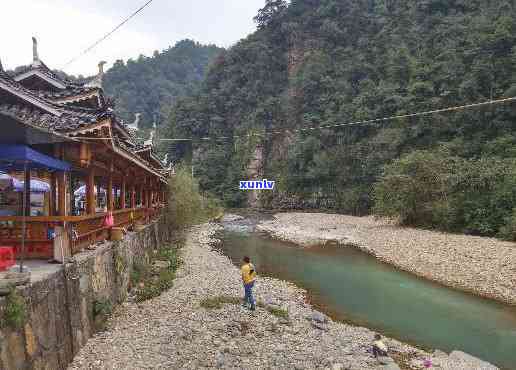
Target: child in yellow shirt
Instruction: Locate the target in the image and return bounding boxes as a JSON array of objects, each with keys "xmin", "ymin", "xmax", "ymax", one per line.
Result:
[{"xmin": 241, "ymin": 256, "xmax": 256, "ymax": 310}]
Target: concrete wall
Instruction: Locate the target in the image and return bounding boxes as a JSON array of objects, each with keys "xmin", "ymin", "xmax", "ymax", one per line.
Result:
[{"xmin": 0, "ymin": 217, "xmax": 172, "ymax": 370}]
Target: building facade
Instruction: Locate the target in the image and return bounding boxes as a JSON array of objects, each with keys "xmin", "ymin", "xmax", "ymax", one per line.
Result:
[{"xmin": 0, "ymin": 38, "xmax": 169, "ymax": 261}]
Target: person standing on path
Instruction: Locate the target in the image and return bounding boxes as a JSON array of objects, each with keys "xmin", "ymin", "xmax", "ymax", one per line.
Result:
[{"xmin": 241, "ymin": 256, "xmax": 257, "ymax": 310}]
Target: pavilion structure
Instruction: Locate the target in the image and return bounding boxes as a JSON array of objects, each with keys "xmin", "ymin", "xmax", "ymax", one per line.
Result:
[{"xmin": 0, "ymin": 37, "xmax": 169, "ymax": 261}]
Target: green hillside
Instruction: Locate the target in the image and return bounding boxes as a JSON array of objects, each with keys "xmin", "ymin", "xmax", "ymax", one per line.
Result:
[
  {"xmin": 167, "ymin": 0, "xmax": 516, "ymax": 239},
  {"xmin": 103, "ymin": 39, "xmax": 222, "ymax": 129}
]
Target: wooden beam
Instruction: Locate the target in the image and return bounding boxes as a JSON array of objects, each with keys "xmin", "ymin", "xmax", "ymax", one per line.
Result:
[{"xmin": 86, "ymin": 169, "xmax": 96, "ymax": 215}]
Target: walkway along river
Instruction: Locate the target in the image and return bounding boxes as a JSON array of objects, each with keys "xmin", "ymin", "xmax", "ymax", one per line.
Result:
[{"xmin": 219, "ymin": 221, "xmax": 516, "ymax": 370}]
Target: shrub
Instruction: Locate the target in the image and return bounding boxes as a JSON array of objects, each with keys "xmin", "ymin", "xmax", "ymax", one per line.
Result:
[
  {"xmin": 373, "ymin": 148, "xmax": 516, "ymax": 237},
  {"xmin": 93, "ymin": 298, "xmax": 113, "ymax": 318},
  {"xmin": 166, "ymin": 165, "xmax": 223, "ymax": 230},
  {"xmin": 499, "ymin": 208, "xmax": 516, "ymax": 241},
  {"xmin": 373, "ymin": 149, "xmax": 458, "ymax": 227}
]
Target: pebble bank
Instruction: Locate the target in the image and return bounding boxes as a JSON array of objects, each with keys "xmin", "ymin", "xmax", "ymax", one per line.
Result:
[{"xmin": 69, "ymin": 223, "xmax": 497, "ymax": 370}]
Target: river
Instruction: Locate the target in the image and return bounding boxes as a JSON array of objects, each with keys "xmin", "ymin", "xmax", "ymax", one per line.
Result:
[{"xmin": 219, "ymin": 219, "xmax": 516, "ymax": 369}]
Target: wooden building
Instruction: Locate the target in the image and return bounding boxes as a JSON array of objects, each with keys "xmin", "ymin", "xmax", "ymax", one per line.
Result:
[{"xmin": 0, "ymin": 38, "xmax": 169, "ymax": 261}]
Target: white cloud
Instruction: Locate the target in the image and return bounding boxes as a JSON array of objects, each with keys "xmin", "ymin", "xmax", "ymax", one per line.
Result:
[{"xmin": 0, "ymin": 0, "xmax": 264, "ymax": 76}]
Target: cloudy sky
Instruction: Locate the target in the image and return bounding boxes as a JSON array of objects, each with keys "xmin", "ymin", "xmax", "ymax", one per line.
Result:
[{"xmin": 1, "ymin": 0, "xmax": 265, "ymax": 76}]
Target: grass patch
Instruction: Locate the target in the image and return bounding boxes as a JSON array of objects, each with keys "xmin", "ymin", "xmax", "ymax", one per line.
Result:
[
  {"xmin": 1, "ymin": 287, "xmax": 26, "ymax": 329},
  {"xmin": 131, "ymin": 243, "xmax": 183, "ymax": 302},
  {"xmin": 201, "ymin": 295, "xmax": 290, "ymax": 319},
  {"xmin": 200, "ymin": 296, "xmax": 241, "ymax": 309},
  {"xmin": 266, "ymin": 305, "xmax": 289, "ymax": 319}
]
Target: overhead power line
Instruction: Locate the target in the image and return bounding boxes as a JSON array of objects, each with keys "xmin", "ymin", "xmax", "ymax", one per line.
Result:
[
  {"xmin": 63, "ymin": 0, "xmax": 154, "ymax": 68},
  {"xmin": 160, "ymin": 95, "xmax": 516, "ymax": 143}
]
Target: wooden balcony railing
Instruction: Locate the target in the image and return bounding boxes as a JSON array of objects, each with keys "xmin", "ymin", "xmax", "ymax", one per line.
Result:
[{"xmin": 0, "ymin": 205, "xmax": 165, "ymax": 258}]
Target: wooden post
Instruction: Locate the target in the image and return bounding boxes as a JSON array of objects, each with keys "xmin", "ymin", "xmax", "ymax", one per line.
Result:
[
  {"xmin": 130, "ymin": 184, "xmax": 136, "ymax": 208},
  {"xmin": 50, "ymin": 173, "xmax": 56, "ymax": 216},
  {"xmin": 107, "ymin": 174, "xmax": 113, "ymax": 211},
  {"xmin": 146, "ymin": 178, "xmax": 151, "ymax": 208},
  {"xmin": 86, "ymin": 169, "xmax": 96, "ymax": 215},
  {"xmin": 57, "ymin": 172, "xmax": 67, "ymax": 216},
  {"xmin": 24, "ymin": 168, "xmax": 31, "ymax": 216},
  {"xmin": 120, "ymin": 177, "xmax": 126, "ymax": 209}
]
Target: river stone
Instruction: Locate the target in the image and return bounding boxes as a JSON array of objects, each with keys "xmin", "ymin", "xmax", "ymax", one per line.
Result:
[
  {"xmin": 381, "ymin": 363, "xmax": 401, "ymax": 370},
  {"xmin": 311, "ymin": 310, "xmax": 328, "ymax": 323},
  {"xmin": 215, "ymin": 352, "xmax": 225, "ymax": 368},
  {"xmin": 378, "ymin": 356, "xmax": 395, "ymax": 365},
  {"xmin": 152, "ymin": 260, "xmax": 170, "ymax": 270},
  {"xmin": 311, "ymin": 321, "xmax": 329, "ymax": 331}
]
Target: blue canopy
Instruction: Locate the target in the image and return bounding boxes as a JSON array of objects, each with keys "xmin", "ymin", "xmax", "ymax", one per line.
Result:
[{"xmin": 0, "ymin": 145, "xmax": 71, "ymax": 172}]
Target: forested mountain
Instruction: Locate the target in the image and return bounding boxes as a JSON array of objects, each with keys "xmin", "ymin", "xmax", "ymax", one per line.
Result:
[
  {"xmin": 103, "ymin": 40, "xmax": 222, "ymax": 129},
  {"xmin": 167, "ymin": 0, "xmax": 516, "ymax": 239}
]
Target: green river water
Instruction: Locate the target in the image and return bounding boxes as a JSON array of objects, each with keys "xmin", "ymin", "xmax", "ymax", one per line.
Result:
[{"xmin": 220, "ymin": 228, "xmax": 516, "ymax": 369}]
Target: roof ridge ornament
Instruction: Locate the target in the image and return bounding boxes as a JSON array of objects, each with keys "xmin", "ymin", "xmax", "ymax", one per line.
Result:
[
  {"xmin": 85, "ymin": 60, "xmax": 107, "ymax": 88},
  {"xmin": 0, "ymin": 57, "xmax": 3, "ymax": 72},
  {"xmin": 32, "ymin": 37, "xmax": 41, "ymax": 67},
  {"xmin": 98, "ymin": 61, "xmax": 106, "ymax": 76}
]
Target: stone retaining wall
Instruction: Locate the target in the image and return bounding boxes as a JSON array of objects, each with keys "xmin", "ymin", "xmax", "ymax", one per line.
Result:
[{"xmin": 0, "ymin": 217, "xmax": 172, "ymax": 370}]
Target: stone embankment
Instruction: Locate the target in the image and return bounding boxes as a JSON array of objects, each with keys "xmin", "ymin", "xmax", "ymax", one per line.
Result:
[
  {"xmin": 256, "ymin": 213, "xmax": 516, "ymax": 305},
  {"xmin": 0, "ymin": 217, "xmax": 172, "ymax": 370},
  {"xmin": 69, "ymin": 223, "xmax": 493, "ymax": 370}
]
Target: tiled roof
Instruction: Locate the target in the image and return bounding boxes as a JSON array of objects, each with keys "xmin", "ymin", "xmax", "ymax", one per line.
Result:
[
  {"xmin": 0, "ymin": 69, "xmax": 62, "ymax": 113},
  {"xmin": 37, "ymin": 86, "xmax": 100, "ymax": 101},
  {"xmin": 13, "ymin": 62, "xmax": 81, "ymax": 88},
  {"xmin": 1, "ymin": 64, "xmax": 165, "ymax": 172},
  {"xmin": 0, "ymin": 103, "xmax": 111, "ymax": 132}
]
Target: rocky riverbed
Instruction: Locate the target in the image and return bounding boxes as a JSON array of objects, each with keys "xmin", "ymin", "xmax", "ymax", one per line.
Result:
[
  {"xmin": 69, "ymin": 222, "xmax": 497, "ymax": 370},
  {"xmin": 256, "ymin": 213, "xmax": 516, "ymax": 306}
]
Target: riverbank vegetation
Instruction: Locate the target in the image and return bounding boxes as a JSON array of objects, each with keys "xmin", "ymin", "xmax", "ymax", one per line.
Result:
[
  {"xmin": 374, "ymin": 148, "xmax": 516, "ymax": 239},
  {"xmin": 1, "ymin": 287, "xmax": 26, "ymax": 329},
  {"xmin": 166, "ymin": 165, "xmax": 223, "ymax": 230},
  {"xmin": 164, "ymin": 1, "xmax": 516, "ymax": 240},
  {"xmin": 131, "ymin": 242, "xmax": 183, "ymax": 302}
]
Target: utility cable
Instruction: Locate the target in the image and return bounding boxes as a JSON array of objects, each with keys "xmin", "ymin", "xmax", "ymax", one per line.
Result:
[
  {"xmin": 63, "ymin": 0, "xmax": 154, "ymax": 68},
  {"xmin": 159, "ymin": 95, "xmax": 516, "ymax": 143}
]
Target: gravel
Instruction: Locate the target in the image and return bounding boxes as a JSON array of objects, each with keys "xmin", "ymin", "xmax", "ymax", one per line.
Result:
[
  {"xmin": 257, "ymin": 213, "xmax": 516, "ymax": 305},
  {"xmin": 68, "ymin": 222, "xmax": 495, "ymax": 370}
]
